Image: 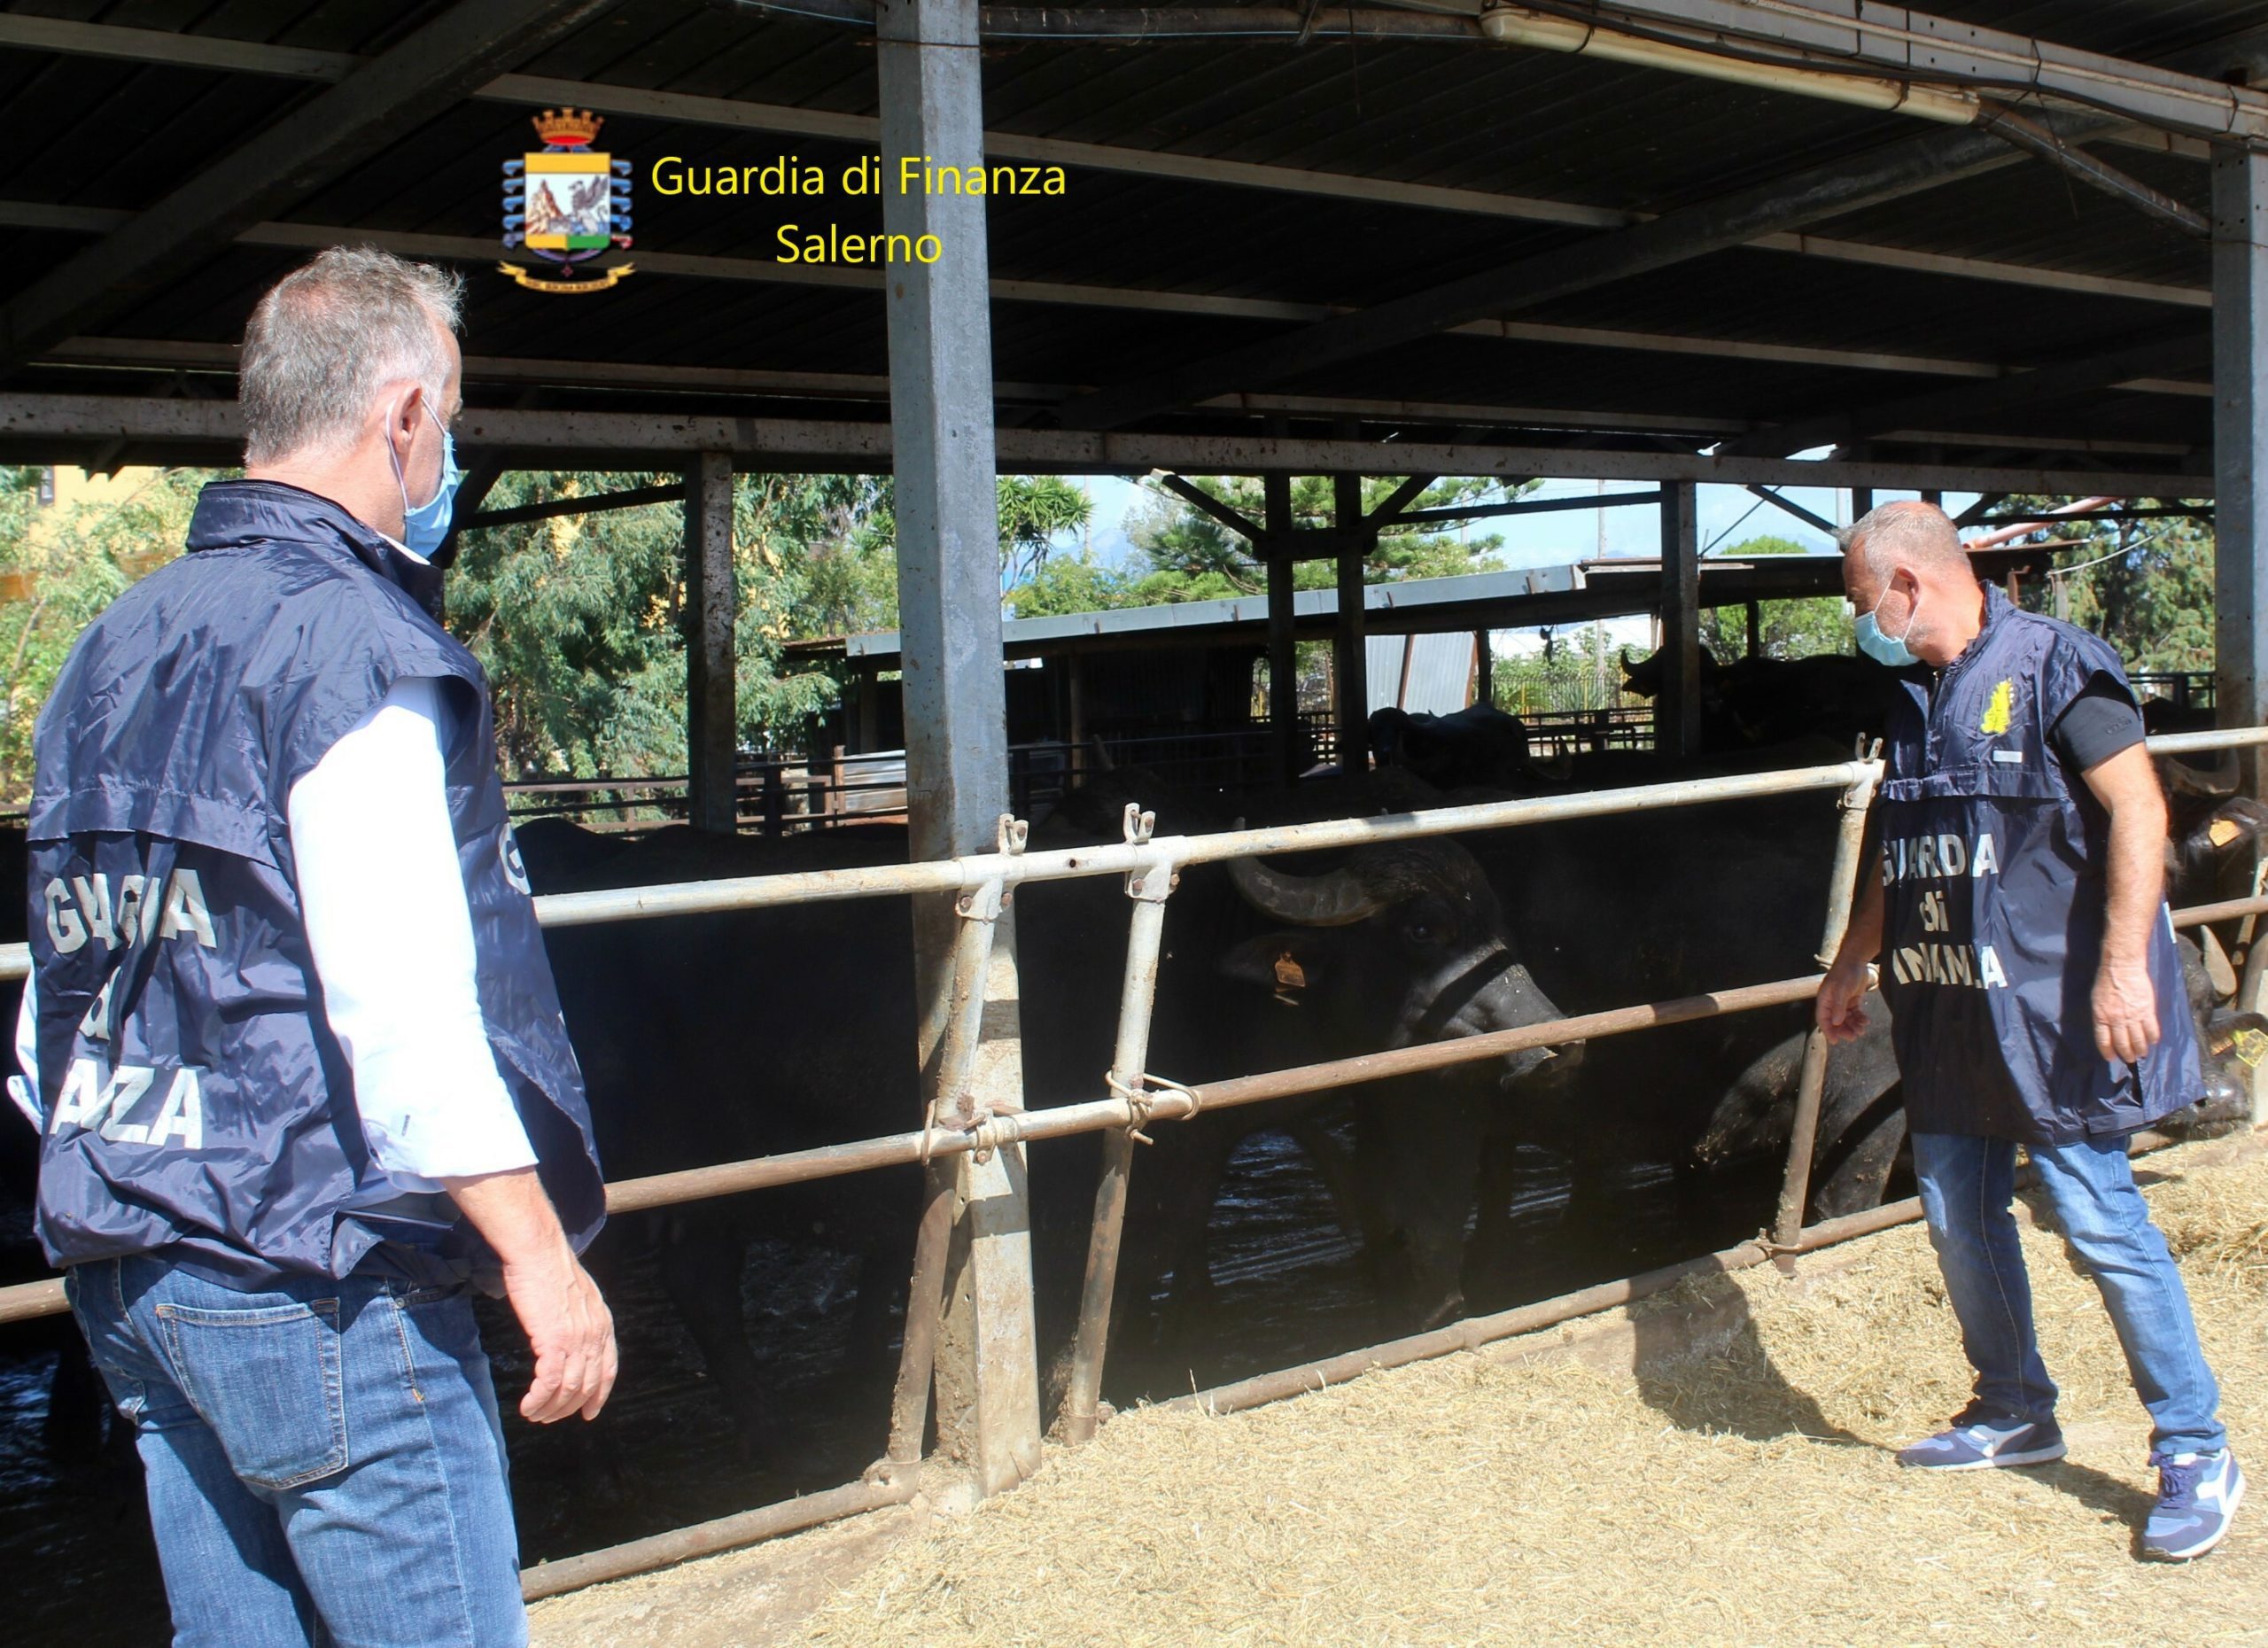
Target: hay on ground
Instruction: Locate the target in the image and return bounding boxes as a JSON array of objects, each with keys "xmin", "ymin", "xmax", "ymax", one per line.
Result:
[{"xmin": 788, "ymin": 1135, "xmax": 2268, "ymax": 1647}]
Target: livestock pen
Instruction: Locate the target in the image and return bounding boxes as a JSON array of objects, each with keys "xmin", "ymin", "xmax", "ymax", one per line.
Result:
[{"xmin": 4, "ymin": 724, "xmax": 2263, "ymax": 1618}]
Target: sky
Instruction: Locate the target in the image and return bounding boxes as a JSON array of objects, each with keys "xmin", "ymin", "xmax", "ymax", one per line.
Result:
[{"xmin": 1066, "ymin": 470, "xmax": 1984, "ymax": 578}]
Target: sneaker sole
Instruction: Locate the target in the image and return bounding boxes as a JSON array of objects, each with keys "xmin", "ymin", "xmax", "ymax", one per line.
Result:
[
  {"xmin": 2142, "ymin": 1464, "xmax": 2246, "ymax": 1562},
  {"xmin": 1902, "ymin": 1442, "xmax": 2068, "ymax": 1472}
]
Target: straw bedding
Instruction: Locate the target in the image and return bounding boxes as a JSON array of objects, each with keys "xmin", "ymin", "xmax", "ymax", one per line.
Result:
[{"xmin": 794, "ymin": 1136, "xmax": 2268, "ymax": 1647}]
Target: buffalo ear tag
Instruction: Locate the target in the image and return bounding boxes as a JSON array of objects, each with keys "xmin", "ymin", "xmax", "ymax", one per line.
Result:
[
  {"xmin": 2210, "ymin": 817, "xmax": 2244, "ymax": 848},
  {"xmin": 1272, "ymin": 950, "xmax": 1307, "ymax": 1005}
]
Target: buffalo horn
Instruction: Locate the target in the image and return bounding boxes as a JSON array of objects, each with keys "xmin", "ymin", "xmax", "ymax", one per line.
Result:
[
  {"xmin": 1228, "ymin": 854, "xmax": 1389, "ymax": 927},
  {"xmin": 2166, "ymin": 747, "xmax": 2240, "ymax": 799}
]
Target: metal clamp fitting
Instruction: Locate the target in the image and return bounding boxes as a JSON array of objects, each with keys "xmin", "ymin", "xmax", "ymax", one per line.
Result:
[{"xmin": 1106, "ymin": 1070, "xmax": 1201, "ymax": 1145}]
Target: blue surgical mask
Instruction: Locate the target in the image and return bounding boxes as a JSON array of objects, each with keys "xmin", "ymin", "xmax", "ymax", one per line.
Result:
[
  {"xmin": 389, "ymin": 398, "xmax": 462, "ymax": 559},
  {"xmin": 1854, "ymin": 583, "xmax": 1920, "ymax": 668}
]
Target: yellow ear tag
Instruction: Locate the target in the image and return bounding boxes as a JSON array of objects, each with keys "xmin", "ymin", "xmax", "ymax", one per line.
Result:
[
  {"xmin": 2210, "ymin": 817, "xmax": 2245, "ymax": 848},
  {"xmin": 2233, "ymin": 1026, "xmax": 2268, "ymax": 1069},
  {"xmin": 1272, "ymin": 951, "xmax": 1307, "ymax": 1004}
]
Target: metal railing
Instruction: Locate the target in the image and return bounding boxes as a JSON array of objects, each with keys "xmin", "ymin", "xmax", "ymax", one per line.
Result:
[{"xmin": 5, "ymin": 726, "xmax": 2268, "ymax": 1600}]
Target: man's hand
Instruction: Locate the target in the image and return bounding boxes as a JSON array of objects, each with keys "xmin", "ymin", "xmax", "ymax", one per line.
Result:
[
  {"xmin": 499, "ymin": 1240, "xmax": 617, "ymax": 1424},
  {"xmin": 1817, "ymin": 952, "xmax": 1874, "ymax": 1045},
  {"xmin": 2092, "ymin": 958, "xmax": 2161, "ymax": 1065},
  {"xmin": 443, "ymin": 1167, "xmax": 617, "ymax": 1423}
]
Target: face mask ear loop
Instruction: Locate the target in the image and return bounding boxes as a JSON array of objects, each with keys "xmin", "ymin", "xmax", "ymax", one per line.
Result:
[
  {"xmin": 1893, "ymin": 582, "xmax": 1922, "ymax": 649},
  {"xmin": 384, "ymin": 390, "xmax": 424, "ymax": 519}
]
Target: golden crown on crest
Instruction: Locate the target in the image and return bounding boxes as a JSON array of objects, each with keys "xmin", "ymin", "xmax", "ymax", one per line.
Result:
[{"xmin": 532, "ymin": 107, "xmax": 603, "ymax": 147}]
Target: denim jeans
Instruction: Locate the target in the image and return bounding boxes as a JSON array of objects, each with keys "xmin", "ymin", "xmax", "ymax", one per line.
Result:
[
  {"xmin": 67, "ymin": 1255, "xmax": 527, "ymax": 1648},
  {"xmin": 1912, "ymin": 1131, "xmax": 2225, "ymax": 1458}
]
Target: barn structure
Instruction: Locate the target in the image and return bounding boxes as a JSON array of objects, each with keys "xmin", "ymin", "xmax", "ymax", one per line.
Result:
[{"xmin": 3, "ymin": 0, "xmax": 2268, "ymax": 1613}]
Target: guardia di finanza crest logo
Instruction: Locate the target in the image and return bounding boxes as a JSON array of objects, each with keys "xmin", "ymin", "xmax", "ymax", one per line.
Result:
[{"xmin": 500, "ymin": 108, "xmax": 633, "ymax": 292}]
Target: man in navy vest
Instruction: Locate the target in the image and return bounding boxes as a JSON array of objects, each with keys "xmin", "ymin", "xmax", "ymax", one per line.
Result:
[
  {"xmin": 11, "ymin": 247, "xmax": 615, "ymax": 1644},
  {"xmin": 1818, "ymin": 500, "xmax": 2240, "ymax": 1561}
]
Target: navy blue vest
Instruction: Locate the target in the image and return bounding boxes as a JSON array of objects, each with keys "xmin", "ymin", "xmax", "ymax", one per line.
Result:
[
  {"xmin": 26, "ymin": 480, "xmax": 605, "ymax": 1285},
  {"xmin": 1878, "ymin": 584, "xmax": 2198, "ymax": 1144}
]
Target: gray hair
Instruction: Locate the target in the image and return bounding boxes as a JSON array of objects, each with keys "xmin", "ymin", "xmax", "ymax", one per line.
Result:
[
  {"xmin": 1834, "ymin": 499, "xmax": 1966, "ymax": 583},
  {"xmin": 239, "ymin": 246, "xmax": 463, "ymax": 465}
]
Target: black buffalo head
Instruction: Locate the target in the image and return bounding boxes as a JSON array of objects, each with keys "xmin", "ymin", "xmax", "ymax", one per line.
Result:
[{"xmin": 1216, "ymin": 839, "xmax": 1581, "ymax": 1087}]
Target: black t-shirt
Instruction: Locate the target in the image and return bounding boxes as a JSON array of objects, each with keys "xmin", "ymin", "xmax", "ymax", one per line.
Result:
[{"xmin": 2049, "ymin": 673, "xmax": 2146, "ymax": 775}]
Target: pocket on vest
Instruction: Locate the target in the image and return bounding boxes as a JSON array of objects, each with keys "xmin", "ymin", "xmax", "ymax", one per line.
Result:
[{"xmin": 155, "ymin": 1296, "xmax": 348, "ymax": 1489}]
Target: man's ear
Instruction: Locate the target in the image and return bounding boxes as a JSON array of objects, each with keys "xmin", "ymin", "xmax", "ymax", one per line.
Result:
[{"xmin": 1219, "ymin": 931, "xmax": 1332, "ymax": 1004}]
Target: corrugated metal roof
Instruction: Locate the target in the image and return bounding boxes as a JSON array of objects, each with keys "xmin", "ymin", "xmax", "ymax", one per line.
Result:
[
  {"xmin": 1369, "ymin": 632, "xmax": 1479, "ymax": 716},
  {"xmin": 0, "ymin": 0, "xmax": 2256, "ymax": 471}
]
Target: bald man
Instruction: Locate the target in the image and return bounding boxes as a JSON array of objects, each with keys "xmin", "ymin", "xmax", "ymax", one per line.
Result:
[{"xmin": 1817, "ymin": 501, "xmax": 2240, "ymax": 1562}]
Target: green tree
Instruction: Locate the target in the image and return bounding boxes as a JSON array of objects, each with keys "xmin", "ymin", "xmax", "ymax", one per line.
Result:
[
  {"xmin": 0, "ymin": 466, "xmax": 211, "ymax": 805},
  {"xmin": 1029, "ymin": 474, "xmax": 1529, "ymax": 615},
  {"xmin": 1999, "ymin": 497, "xmax": 2214, "ymax": 673},
  {"xmin": 1697, "ymin": 534, "xmax": 1855, "ymax": 661}
]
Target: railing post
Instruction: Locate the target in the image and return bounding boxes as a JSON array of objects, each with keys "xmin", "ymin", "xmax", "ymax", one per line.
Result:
[
  {"xmin": 879, "ymin": 850, "xmax": 1014, "ymax": 1479},
  {"xmin": 1060, "ymin": 804, "xmax": 1178, "ymax": 1442},
  {"xmin": 1770, "ymin": 750, "xmax": 1884, "ymax": 1261}
]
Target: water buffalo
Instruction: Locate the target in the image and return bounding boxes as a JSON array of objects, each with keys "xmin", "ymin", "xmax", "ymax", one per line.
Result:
[
  {"xmin": 530, "ymin": 799, "xmax": 1586, "ymax": 1441},
  {"xmin": 1367, "ymin": 704, "xmax": 1542, "ymax": 791},
  {"xmin": 1619, "ymin": 645, "xmax": 1899, "ymax": 752}
]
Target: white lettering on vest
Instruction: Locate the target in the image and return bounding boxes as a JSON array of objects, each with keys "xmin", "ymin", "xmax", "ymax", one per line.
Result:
[
  {"xmin": 147, "ymin": 1069, "xmax": 203, "ymax": 1150},
  {"xmin": 500, "ymin": 829, "xmax": 532, "ymax": 896},
  {"xmin": 1888, "ymin": 942, "xmax": 2008, "ymax": 991},
  {"xmin": 114, "ymin": 874, "xmax": 147, "ymax": 946},
  {"xmin": 157, "ymin": 869, "xmax": 216, "ymax": 947},
  {"xmin": 96, "ymin": 1066, "xmax": 154, "ymax": 1145},
  {"xmin": 50, "ymin": 1059, "xmax": 101, "ymax": 1130},
  {"xmin": 49, "ymin": 1058, "xmax": 206, "ymax": 1151},
  {"xmin": 71, "ymin": 876, "xmax": 115, "ymax": 947},
  {"xmin": 43, "ymin": 869, "xmax": 219, "ymax": 952},
  {"xmin": 43, "ymin": 879, "xmax": 86, "ymax": 953},
  {"xmin": 1882, "ymin": 831, "xmax": 2000, "ymax": 885},
  {"xmin": 79, "ymin": 973, "xmax": 115, "ymax": 1041}
]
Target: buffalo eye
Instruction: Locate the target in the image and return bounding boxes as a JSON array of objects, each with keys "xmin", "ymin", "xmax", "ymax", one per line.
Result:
[{"xmin": 1405, "ymin": 920, "xmax": 1437, "ymax": 945}]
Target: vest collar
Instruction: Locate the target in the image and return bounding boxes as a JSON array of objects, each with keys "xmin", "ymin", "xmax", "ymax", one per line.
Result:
[
  {"xmin": 1934, "ymin": 579, "xmax": 2008, "ymax": 682},
  {"xmin": 186, "ymin": 479, "xmax": 446, "ymax": 619}
]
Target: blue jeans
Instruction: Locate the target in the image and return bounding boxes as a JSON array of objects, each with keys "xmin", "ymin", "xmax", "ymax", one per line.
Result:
[
  {"xmin": 1912, "ymin": 1131, "xmax": 2225, "ymax": 1458},
  {"xmin": 68, "ymin": 1255, "xmax": 527, "ymax": 1648}
]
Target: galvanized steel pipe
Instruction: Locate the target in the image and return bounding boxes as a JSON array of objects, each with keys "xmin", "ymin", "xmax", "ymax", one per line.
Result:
[{"xmin": 1771, "ymin": 758, "xmax": 1884, "ymax": 1253}]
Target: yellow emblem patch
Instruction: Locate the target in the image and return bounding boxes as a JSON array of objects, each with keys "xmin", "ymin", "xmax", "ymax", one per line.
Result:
[{"xmin": 1979, "ymin": 680, "xmax": 2013, "ymax": 735}]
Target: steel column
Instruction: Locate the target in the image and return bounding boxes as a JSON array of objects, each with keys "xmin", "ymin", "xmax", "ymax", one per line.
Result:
[
  {"xmin": 2214, "ymin": 144, "xmax": 2268, "ymax": 784},
  {"xmin": 1333, "ymin": 464, "xmax": 1371, "ymax": 773},
  {"xmin": 1657, "ymin": 479, "xmax": 1701, "ymax": 758},
  {"xmin": 878, "ymin": 0, "xmax": 1040, "ymax": 1496},
  {"xmin": 1263, "ymin": 460, "xmax": 1299, "ymax": 784},
  {"xmin": 683, "ymin": 452, "xmax": 738, "ymax": 834}
]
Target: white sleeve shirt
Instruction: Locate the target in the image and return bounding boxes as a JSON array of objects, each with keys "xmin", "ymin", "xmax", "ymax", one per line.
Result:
[{"xmin": 285, "ymin": 675, "xmax": 536, "ymax": 1188}]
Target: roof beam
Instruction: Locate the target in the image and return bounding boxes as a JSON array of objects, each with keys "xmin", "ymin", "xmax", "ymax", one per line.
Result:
[
  {"xmin": 0, "ymin": 0, "xmax": 621, "ymax": 371},
  {"xmin": 1976, "ymin": 103, "xmax": 2210, "ymax": 239},
  {"xmin": 1155, "ymin": 474, "xmax": 1262, "ymax": 539},
  {"xmin": 1744, "ymin": 486, "xmax": 1839, "ymax": 535},
  {"xmin": 1720, "ymin": 327, "xmax": 2212, "ymax": 459},
  {"xmin": 10, "ymin": 206, "xmax": 2210, "ymax": 404},
  {"xmin": 0, "ymin": 17, "xmax": 2210, "ymax": 313},
  {"xmin": 1588, "ymin": 1, "xmax": 2268, "ymax": 142},
  {"xmin": 1054, "ymin": 117, "xmax": 2095, "ymax": 431},
  {"xmin": 39, "ymin": 337, "xmax": 2193, "ymax": 463},
  {"xmin": 0, "ymin": 393, "xmax": 2204, "ymax": 497}
]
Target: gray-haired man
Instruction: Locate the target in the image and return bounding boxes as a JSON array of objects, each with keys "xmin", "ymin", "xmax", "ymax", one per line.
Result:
[{"xmin": 13, "ymin": 246, "xmax": 614, "ymax": 1644}]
